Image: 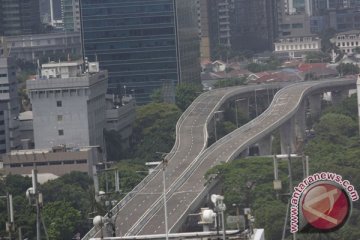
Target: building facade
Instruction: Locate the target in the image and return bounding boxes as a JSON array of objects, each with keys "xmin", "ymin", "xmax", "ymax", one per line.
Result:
[
  {"xmin": 0, "ymin": 57, "xmax": 20, "ymax": 153},
  {"xmin": 231, "ymin": 0, "xmax": 278, "ymax": 52},
  {"xmin": 27, "ymin": 61, "xmax": 107, "ymax": 149},
  {"xmin": 274, "ymin": 35, "xmax": 322, "ymax": 59},
  {"xmin": 61, "ymin": 0, "xmax": 81, "ymax": 32},
  {"xmin": 81, "ymin": 0, "xmax": 200, "ymax": 104},
  {"xmin": 331, "ymin": 30, "xmax": 360, "ymax": 54},
  {"xmin": 3, "ymin": 32, "xmax": 81, "ymax": 62},
  {"xmin": 0, "ymin": 0, "xmax": 41, "ymax": 36},
  {"xmin": 3, "ymin": 146, "xmax": 102, "ymax": 177}
]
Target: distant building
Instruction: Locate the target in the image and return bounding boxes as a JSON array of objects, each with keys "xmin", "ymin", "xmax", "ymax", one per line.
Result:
[
  {"xmin": 0, "ymin": 0, "xmax": 41, "ymax": 36},
  {"xmin": 231, "ymin": 0, "xmax": 278, "ymax": 52},
  {"xmin": 0, "ymin": 56, "xmax": 21, "ymax": 152},
  {"xmin": 198, "ymin": 0, "xmax": 211, "ymax": 61},
  {"xmin": 27, "ymin": 61, "xmax": 108, "ymax": 149},
  {"xmin": 3, "ymin": 146, "xmax": 102, "ymax": 177},
  {"xmin": 18, "ymin": 111, "xmax": 34, "ymax": 150},
  {"xmin": 2, "ymin": 32, "xmax": 81, "ymax": 62},
  {"xmin": 105, "ymin": 95, "xmax": 136, "ymax": 148},
  {"xmin": 206, "ymin": 0, "xmax": 233, "ymax": 59},
  {"xmin": 61, "ymin": 0, "xmax": 81, "ymax": 32},
  {"xmin": 331, "ymin": 30, "xmax": 360, "ymax": 55},
  {"xmin": 81, "ymin": 0, "xmax": 201, "ymax": 105},
  {"xmin": 274, "ymin": 35, "xmax": 321, "ymax": 59}
]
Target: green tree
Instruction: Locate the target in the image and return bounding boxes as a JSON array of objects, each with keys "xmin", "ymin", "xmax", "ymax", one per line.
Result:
[
  {"xmin": 175, "ymin": 83, "xmax": 202, "ymax": 111},
  {"xmin": 131, "ymin": 103, "xmax": 182, "ymax": 162},
  {"xmin": 305, "ymin": 51, "xmax": 331, "ymax": 63},
  {"xmin": 313, "ymin": 113, "xmax": 357, "ymax": 144},
  {"xmin": 43, "ymin": 201, "xmax": 82, "ymax": 240},
  {"xmin": 336, "ymin": 63, "xmax": 360, "ymax": 75}
]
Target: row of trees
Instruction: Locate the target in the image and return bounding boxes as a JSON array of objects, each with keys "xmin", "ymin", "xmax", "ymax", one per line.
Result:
[
  {"xmin": 206, "ymin": 94, "xmax": 360, "ymax": 239},
  {"xmin": 0, "ymin": 161, "xmax": 147, "ymax": 239}
]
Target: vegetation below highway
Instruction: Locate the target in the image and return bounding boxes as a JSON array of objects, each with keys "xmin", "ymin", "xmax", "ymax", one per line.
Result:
[{"xmin": 206, "ymin": 94, "xmax": 360, "ymax": 240}]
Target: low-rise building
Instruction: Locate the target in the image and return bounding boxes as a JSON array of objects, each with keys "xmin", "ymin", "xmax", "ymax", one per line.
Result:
[
  {"xmin": 274, "ymin": 35, "xmax": 321, "ymax": 59},
  {"xmin": 2, "ymin": 146, "xmax": 102, "ymax": 177},
  {"xmin": 331, "ymin": 30, "xmax": 360, "ymax": 55}
]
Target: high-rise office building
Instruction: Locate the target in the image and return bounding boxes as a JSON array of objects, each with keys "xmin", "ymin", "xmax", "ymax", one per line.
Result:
[
  {"xmin": 0, "ymin": 55, "xmax": 20, "ymax": 152},
  {"xmin": 231, "ymin": 0, "xmax": 278, "ymax": 52},
  {"xmin": 80, "ymin": 0, "xmax": 200, "ymax": 104},
  {"xmin": 61, "ymin": 0, "xmax": 81, "ymax": 32},
  {"xmin": 0, "ymin": 0, "xmax": 41, "ymax": 36},
  {"xmin": 206, "ymin": 0, "xmax": 233, "ymax": 58}
]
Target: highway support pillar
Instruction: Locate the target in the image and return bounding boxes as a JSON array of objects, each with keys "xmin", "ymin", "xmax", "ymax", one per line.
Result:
[
  {"xmin": 294, "ymin": 101, "xmax": 306, "ymax": 152},
  {"xmin": 280, "ymin": 118, "xmax": 296, "ymax": 154},
  {"xmin": 257, "ymin": 135, "xmax": 272, "ymax": 156},
  {"xmin": 308, "ymin": 93, "xmax": 322, "ymax": 120}
]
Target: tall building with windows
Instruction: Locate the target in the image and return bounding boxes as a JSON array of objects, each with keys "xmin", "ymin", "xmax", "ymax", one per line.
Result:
[
  {"xmin": 61, "ymin": 0, "xmax": 81, "ymax": 32},
  {"xmin": 0, "ymin": 56, "xmax": 20, "ymax": 153},
  {"xmin": 231, "ymin": 0, "xmax": 278, "ymax": 52},
  {"xmin": 0, "ymin": 0, "xmax": 41, "ymax": 36},
  {"xmin": 27, "ymin": 61, "xmax": 107, "ymax": 149},
  {"xmin": 80, "ymin": 0, "xmax": 200, "ymax": 104}
]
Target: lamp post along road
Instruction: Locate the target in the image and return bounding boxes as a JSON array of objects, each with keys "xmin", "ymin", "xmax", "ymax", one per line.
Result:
[{"xmin": 162, "ymin": 157, "xmax": 169, "ymax": 240}]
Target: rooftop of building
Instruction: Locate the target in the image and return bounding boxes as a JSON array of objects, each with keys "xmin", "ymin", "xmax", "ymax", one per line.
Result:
[
  {"xmin": 42, "ymin": 60, "xmax": 83, "ymax": 68},
  {"xmin": 7, "ymin": 145, "xmax": 97, "ymax": 156},
  {"xmin": 19, "ymin": 111, "xmax": 33, "ymax": 121}
]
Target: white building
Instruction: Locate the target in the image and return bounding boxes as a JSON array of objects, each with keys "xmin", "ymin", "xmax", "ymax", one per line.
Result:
[
  {"xmin": 274, "ymin": 35, "xmax": 321, "ymax": 59},
  {"xmin": 331, "ymin": 30, "xmax": 360, "ymax": 55},
  {"xmin": 27, "ymin": 61, "xmax": 108, "ymax": 149}
]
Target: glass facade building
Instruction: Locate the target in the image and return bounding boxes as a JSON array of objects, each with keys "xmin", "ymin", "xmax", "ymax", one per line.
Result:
[
  {"xmin": 81, "ymin": 0, "xmax": 200, "ymax": 104},
  {"xmin": 0, "ymin": 0, "xmax": 41, "ymax": 36}
]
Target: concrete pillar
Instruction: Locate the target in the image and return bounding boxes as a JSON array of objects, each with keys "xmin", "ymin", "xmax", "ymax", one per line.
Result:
[
  {"xmin": 331, "ymin": 90, "xmax": 348, "ymax": 106},
  {"xmin": 280, "ymin": 118, "xmax": 296, "ymax": 154},
  {"xmin": 257, "ymin": 135, "xmax": 272, "ymax": 156},
  {"xmin": 308, "ymin": 94, "xmax": 322, "ymax": 119},
  {"xmin": 294, "ymin": 101, "xmax": 306, "ymax": 152}
]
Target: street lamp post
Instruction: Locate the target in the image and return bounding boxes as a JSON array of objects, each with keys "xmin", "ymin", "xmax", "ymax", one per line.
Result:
[{"xmin": 162, "ymin": 157, "xmax": 169, "ymax": 240}]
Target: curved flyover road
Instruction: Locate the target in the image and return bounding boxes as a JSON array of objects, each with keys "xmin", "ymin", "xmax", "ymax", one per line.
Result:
[
  {"xmin": 84, "ymin": 84, "xmax": 285, "ymax": 239},
  {"xmin": 135, "ymin": 78, "xmax": 356, "ymax": 235}
]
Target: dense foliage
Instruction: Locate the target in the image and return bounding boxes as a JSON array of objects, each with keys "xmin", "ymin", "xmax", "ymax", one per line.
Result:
[
  {"xmin": 131, "ymin": 102, "xmax": 182, "ymax": 163},
  {"xmin": 336, "ymin": 63, "xmax": 360, "ymax": 76}
]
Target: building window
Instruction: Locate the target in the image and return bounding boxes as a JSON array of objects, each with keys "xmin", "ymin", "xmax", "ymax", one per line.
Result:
[
  {"xmin": 57, "ymin": 100, "xmax": 62, "ymax": 107},
  {"xmin": 57, "ymin": 115, "xmax": 63, "ymax": 121},
  {"xmin": 58, "ymin": 129, "xmax": 64, "ymax": 136}
]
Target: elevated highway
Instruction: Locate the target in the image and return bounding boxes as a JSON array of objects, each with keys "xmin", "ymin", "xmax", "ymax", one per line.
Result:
[
  {"xmin": 85, "ymin": 78, "xmax": 356, "ymax": 239},
  {"xmin": 84, "ymin": 84, "xmax": 285, "ymax": 239}
]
